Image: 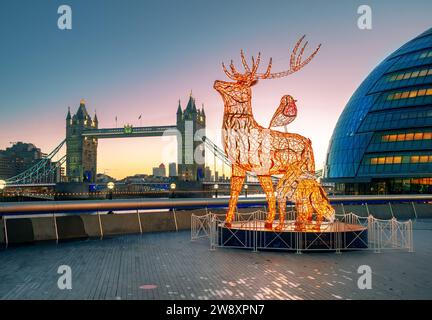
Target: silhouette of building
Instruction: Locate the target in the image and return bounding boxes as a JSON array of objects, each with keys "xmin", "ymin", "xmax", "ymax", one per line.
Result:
[
  {"xmin": 204, "ymin": 166, "xmax": 212, "ymax": 181},
  {"xmin": 168, "ymin": 162, "xmax": 177, "ymax": 177},
  {"xmin": 66, "ymin": 100, "xmax": 98, "ymax": 183},
  {"xmin": 0, "ymin": 142, "xmax": 43, "ymax": 180},
  {"xmin": 176, "ymin": 94, "xmax": 206, "ymax": 181},
  {"xmin": 153, "ymin": 163, "xmax": 166, "ymax": 177}
]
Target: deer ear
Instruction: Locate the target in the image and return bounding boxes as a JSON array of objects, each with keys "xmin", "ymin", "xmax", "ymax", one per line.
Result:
[{"xmin": 250, "ymin": 79, "xmax": 258, "ymax": 86}]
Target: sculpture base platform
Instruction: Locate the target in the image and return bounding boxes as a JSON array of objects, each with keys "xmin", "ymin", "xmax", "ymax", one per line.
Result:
[{"xmin": 217, "ymin": 220, "xmax": 368, "ymax": 251}]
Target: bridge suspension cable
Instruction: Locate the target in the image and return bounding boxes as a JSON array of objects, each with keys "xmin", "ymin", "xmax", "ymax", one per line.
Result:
[{"xmin": 5, "ymin": 139, "xmax": 66, "ymax": 185}]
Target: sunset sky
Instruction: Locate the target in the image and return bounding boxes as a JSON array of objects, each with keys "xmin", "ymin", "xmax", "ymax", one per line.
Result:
[{"xmin": 1, "ymin": 0, "xmax": 431, "ymax": 179}]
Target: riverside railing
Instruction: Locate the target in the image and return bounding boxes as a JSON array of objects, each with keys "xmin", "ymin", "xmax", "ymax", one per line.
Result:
[{"xmin": 1, "ymin": 194, "xmax": 432, "ymax": 216}]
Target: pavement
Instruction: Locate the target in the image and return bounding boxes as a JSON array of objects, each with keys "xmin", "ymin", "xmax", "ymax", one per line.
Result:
[{"xmin": 0, "ymin": 219, "xmax": 431, "ymax": 300}]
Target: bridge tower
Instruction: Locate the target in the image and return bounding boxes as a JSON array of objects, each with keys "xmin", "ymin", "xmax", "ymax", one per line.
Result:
[
  {"xmin": 176, "ymin": 94, "xmax": 206, "ymax": 181},
  {"xmin": 66, "ymin": 100, "xmax": 98, "ymax": 183}
]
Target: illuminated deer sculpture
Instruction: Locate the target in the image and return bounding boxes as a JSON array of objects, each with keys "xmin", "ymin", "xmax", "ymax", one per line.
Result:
[{"xmin": 214, "ymin": 36, "xmax": 335, "ymax": 231}]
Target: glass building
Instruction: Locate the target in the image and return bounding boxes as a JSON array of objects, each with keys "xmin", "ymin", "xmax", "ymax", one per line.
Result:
[{"xmin": 323, "ymin": 28, "xmax": 432, "ymax": 195}]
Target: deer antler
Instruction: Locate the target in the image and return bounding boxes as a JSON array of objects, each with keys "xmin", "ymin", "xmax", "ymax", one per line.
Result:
[
  {"xmin": 222, "ymin": 50, "xmax": 272, "ymax": 82},
  {"xmin": 221, "ymin": 35, "xmax": 320, "ymax": 82},
  {"xmin": 257, "ymin": 35, "xmax": 321, "ymax": 79}
]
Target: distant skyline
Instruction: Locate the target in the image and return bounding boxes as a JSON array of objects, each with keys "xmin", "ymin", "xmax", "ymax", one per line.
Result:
[{"xmin": 1, "ymin": 0, "xmax": 431, "ymax": 179}]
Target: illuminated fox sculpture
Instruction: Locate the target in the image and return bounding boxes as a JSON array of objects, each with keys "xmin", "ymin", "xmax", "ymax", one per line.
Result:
[{"xmin": 214, "ymin": 36, "xmax": 335, "ymax": 231}]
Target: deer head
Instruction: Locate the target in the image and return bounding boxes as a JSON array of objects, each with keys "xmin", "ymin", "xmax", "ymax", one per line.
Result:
[{"xmin": 214, "ymin": 35, "xmax": 321, "ymax": 105}]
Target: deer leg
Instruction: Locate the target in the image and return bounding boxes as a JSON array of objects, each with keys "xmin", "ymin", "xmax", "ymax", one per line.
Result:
[
  {"xmin": 310, "ymin": 184, "xmax": 332, "ymax": 230},
  {"xmin": 225, "ymin": 165, "xmax": 246, "ymax": 227},
  {"xmin": 275, "ymin": 168, "xmax": 301, "ymax": 230},
  {"xmin": 275, "ymin": 198, "xmax": 286, "ymax": 231},
  {"xmin": 258, "ymin": 175, "xmax": 276, "ymax": 229},
  {"xmin": 295, "ymin": 201, "xmax": 311, "ymax": 231}
]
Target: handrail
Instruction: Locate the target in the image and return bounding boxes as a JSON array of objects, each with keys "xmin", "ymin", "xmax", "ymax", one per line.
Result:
[
  {"xmin": 0, "ymin": 197, "xmax": 265, "ymax": 215},
  {"xmin": 0, "ymin": 194, "xmax": 432, "ymax": 215}
]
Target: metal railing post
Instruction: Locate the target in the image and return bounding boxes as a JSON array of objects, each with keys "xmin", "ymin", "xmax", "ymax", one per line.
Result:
[
  {"xmin": 3, "ymin": 216, "xmax": 8, "ymax": 248},
  {"xmin": 97, "ymin": 210, "xmax": 103, "ymax": 240},
  {"xmin": 296, "ymin": 231, "xmax": 302, "ymax": 254},
  {"xmin": 173, "ymin": 208, "xmax": 178, "ymax": 232},
  {"xmin": 53, "ymin": 213, "xmax": 59, "ymax": 244},
  {"xmin": 408, "ymin": 219, "xmax": 414, "ymax": 253},
  {"xmin": 388, "ymin": 202, "xmax": 394, "ymax": 218},
  {"xmin": 137, "ymin": 209, "xmax": 142, "ymax": 234},
  {"xmin": 210, "ymin": 216, "xmax": 216, "ymax": 251},
  {"xmin": 411, "ymin": 202, "xmax": 418, "ymax": 219},
  {"xmin": 335, "ymin": 219, "xmax": 341, "ymax": 254},
  {"xmin": 253, "ymin": 210, "xmax": 258, "ymax": 253}
]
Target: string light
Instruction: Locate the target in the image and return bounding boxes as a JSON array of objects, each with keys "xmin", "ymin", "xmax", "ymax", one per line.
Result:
[{"xmin": 215, "ymin": 35, "xmax": 334, "ymax": 231}]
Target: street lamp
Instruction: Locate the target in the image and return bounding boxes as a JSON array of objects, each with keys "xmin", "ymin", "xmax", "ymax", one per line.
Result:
[
  {"xmin": 244, "ymin": 184, "xmax": 248, "ymax": 198},
  {"xmin": 170, "ymin": 182, "xmax": 176, "ymax": 198},
  {"xmin": 107, "ymin": 181, "xmax": 115, "ymax": 200},
  {"xmin": 214, "ymin": 184, "xmax": 219, "ymax": 198},
  {"xmin": 0, "ymin": 179, "xmax": 6, "ymax": 202}
]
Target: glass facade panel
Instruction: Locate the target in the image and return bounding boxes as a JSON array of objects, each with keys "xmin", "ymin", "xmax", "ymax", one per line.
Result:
[{"xmin": 324, "ymin": 28, "xmax": 432, "ymax": 194}]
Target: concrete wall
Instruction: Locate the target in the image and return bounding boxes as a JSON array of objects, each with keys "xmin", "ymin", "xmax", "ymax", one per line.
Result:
[
  {"xmin": 1, "ymin": 202, "xmax": 431, "ymax": 245},
  {"xmin": 101, "ymin": 212, "xmax": 141, "ymax": 236},
  {"xmin": 81, "ymin": 215, "xmax": 102, "ymax": 238},
  {"xmin": 414, "ymin": 203, "xmax": 432, "ymax": 218},
  {"xmin": 0, "ymin": 218, "xmax": 5, "ymax": 244},
  {"xmin": 31, "ymin": 217, "xmax": 57, "ymax": 242}
]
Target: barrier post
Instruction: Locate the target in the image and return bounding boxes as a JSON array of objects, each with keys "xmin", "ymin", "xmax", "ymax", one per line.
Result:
[
  {"xmin": 173, "ymin": 208, "xmax": 178, "ymax": 232},
  {"xmin": 335, "ymin": 219, "xmax": 341, "ymax": 254},
  {"xmin": 253, "ymin": 211, "xmax": 258, "ymax": 253},
  {"xmin": 137, "ymin": 209, "xmax": 142, "ymax": 234},
  {"xmin": 389, "ymin": 202, "xmax": 394, "ymax": 218},
  {"xmin": 411, "ymin": 202, "xmax": 418, "ymax": 219},
  {"xmin": 391, "ymin": 217, "xmax": 397, "ymax": 248},
  {"xmin": 53, "ymin": 213, "xmax": 59, "ymax": 244},
  {"xmin": 191, "ymin": 214, "xmax": 195, "ymax": 241},
  {"xmin": 97, "ymin": 210, "xmax": 103, "ymax": 240},
  {"xmin": 296, "ymin": 231, "xmax": 302, "ymax": 254},
  {"xmin": 3, "ymin": 216, "xmax": 8, "ymax": 248},
  {"xmin": 365, "ymin": 203, "xmax": 370, "ymax": 216},
  {"xmin": 375, "ymin": 221, "xmax": 381, "ymax": 253},
  {"xmin": 209, "ymin": 215, "xmax": 216, "ymax": 251},
  {"xmin": 408, "ymin": 220, "xmax": 414, "ymax": 253}
]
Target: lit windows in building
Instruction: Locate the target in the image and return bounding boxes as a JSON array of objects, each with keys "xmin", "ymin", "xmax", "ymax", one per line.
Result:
[
  {"xmin": 411, "ymin": 178, "xmax": 432, "ymax": 185},
  {"xmin": 324, "ymin": 28, "xmax": 432, "ymax": 195},
  {"xmin": 386, "ymin": 67, "xmax": 432, "ymax": 83},
  {"xmin": 369, "ymin": 155, "xmax": 432, "ymax": 165},
  {"xmin": 419, "ymin": 50, "xmax": 432, "ymax": 59},
  {"xmin": 381, "ymin": 131, "xmax": 432, "ymax": 142},
  {"xmin": 386, "ymin": 87, "xmax": 432, "ymax": 100}
]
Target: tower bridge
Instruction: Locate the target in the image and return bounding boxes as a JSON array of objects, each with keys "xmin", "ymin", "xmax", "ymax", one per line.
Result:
[
  {"xmin": 3, "ymin": 97, "xmax": 280, "ymax": 190},
  {"xmin": 66, "ymin": 96, "xmax": 206, "ymax": 183},
  {"xmin": 81, "ymin": 125, "xmax": 178, "ymax": 139},
  {"xmin": 3, "ymin": 95, "xmax": 267, "ymax": 189}
]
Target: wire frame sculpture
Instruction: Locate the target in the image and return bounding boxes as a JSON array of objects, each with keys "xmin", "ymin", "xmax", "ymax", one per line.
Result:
[{"xmin": 214, "ymin": 35, "xmax": 335, "ymax": 231}]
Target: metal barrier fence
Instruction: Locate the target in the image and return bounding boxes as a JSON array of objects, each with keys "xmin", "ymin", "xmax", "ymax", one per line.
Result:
[
  {"xmin": 191, "ymin": 212, "xmax": 212, "ymax": 240},
  {"xmin": 191, "ymin": 210, "xmax": 414, "ymax": 253}
]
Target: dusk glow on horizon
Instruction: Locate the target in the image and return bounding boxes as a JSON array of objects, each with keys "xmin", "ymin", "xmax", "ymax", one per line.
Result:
[{"xmin": 1, "ymin": 0, "xmax": 431, "ymax": 179}]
